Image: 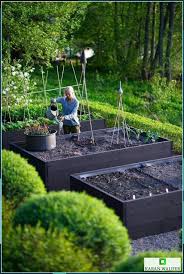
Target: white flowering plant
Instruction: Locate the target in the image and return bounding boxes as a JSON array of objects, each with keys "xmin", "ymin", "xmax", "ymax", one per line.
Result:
[{"xmin": 2, "ymin": 59, "xmax": 37, "ymax": 119}]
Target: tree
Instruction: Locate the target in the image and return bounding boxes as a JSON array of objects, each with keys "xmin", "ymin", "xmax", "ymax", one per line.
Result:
[
  {"xmin": 142, "ymin": 2, "xmax": 151, "ymax": 80},
  {"xmin": 2, "ymin": 2, "xmax": 89, "ymax": 66},
  {"xmin": 165, "ymin": 3, "xmax": 176, "ymax": 80},
  {"xmin": 151, "ymin": 3, "xmax": 169, "ymax": 76},
  {"xmin": 150, "ymin": 2, "xmax": 156, "ymax": 63}
]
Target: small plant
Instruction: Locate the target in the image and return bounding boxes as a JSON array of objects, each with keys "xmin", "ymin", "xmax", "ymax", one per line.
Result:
[
  {"xmin": 144, "ymin": 130, "xmax": 160, "ymax": 143},
  {"xmin": 127, "ymin": 126, "xmax": 144, "ymax": 141},
  {"xmin": 135, "ymin": 128, "xmax": 144, "ymax": 141},
  {"xmin": 24, "ymin": 124, "xmax": 50, "ymax": 136}
]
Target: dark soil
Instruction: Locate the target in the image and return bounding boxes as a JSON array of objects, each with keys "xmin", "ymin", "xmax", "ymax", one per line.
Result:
[
  {"xmin": 30, "ymin": 129, "xmax": 157, "ymax": 161},
  {"xmin": 84, "ymin": 160, "xmax": 181, "ymax": 200},
  {"xmin": 140, "ymin": 160, "xmax": 182, "ymax": 189}
]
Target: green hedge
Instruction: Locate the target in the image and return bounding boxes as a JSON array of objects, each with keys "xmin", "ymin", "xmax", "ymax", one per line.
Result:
[
  {"xmin": 85, "ymin": 100, "xmax": 182, "ymax": 153},
  {"xmin": 114, "ymin": 250, "xmax": 183, "ymax": 272},
  {"xmin": 14, "ymin": 191, "xmax": 131, "ymax": 271},
  {"xmin": 2, "ymin": 150, "xmax": 46, "ymax": 207},
  {"xmin": 3, "ymin": 225, "xmax": 94, "ymax": 272}
]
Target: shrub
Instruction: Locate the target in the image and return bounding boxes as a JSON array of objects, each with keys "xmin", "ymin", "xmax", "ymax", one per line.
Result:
[
  {"xmin": 114, "ymin": 250, "xmax": 183, "ymax": 272},
  {"xmin": 85, "ymin": 100, "xmax": 182, "ymax": 153},
  {"xmin": 14, "ymin": 191, "xmax": 131, "ymax": 271},
  {"xmin": 2, "ymin": 196, "xmax": 15, "ymax": 233},
  {"xmin": 2, "ymin": 150, "xmax": 46, "ymax": 207},
  {"xmin": 3, "ymin": 225, "xmax": 94, "ymax": 272}
]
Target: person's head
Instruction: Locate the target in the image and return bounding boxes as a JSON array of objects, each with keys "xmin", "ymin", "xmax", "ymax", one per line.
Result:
[{"xmin": 64, "ymin": 86, "xmax": 75, "ymax": 101}]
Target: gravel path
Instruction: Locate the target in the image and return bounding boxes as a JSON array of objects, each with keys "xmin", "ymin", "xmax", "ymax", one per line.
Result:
[{"xmin": 131, "ymin": 230, "xmax": 180, "ymax": 255}]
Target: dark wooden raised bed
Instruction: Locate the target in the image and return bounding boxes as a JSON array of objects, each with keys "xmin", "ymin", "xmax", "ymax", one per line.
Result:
[
  {"xmin": 10, "ymin": 128, "xmax": 172, "ymax": 191},
  {"xmin": 3, "ymin": 119, "xmax": 106, "ymax": 150},
  {"xmin": 70, "ymin": 156, "xmax": 182, "ymax": 239}
]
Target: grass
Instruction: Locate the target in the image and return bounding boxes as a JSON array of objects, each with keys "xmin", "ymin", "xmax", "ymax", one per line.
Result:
[{"xmin": 31, "ymin": 64, "xmax": 182, "ymax": 127}]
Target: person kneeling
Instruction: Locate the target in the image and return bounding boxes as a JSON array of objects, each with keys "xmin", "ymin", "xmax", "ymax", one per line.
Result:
[{"xmin": 56, "ymin": 86, "xmax": 80, "ymax": 135}]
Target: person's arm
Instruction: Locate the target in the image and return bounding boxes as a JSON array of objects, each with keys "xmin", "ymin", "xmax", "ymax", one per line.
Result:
[
  {"xmin": 64, "ymin": 100, "xmax": 79, "ymax": 120},
  {"xmin": 56, "ymin": 97, "xmax": 64, "ymax": 104}
]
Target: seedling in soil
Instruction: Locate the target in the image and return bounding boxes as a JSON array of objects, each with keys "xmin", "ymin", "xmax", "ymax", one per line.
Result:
[{"xmin": 144, "ymin": 130, "xmax": 160, "ymax": 143}]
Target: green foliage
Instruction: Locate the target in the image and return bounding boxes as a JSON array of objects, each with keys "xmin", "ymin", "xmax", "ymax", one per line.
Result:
[
  {"xmin": 3, "ymin": 117, "xmax": 54, "ymax": 132},
  {"xmin": 143, "ymin": 130, "xmax": 160, "ymax": 143},
  {"xmin": 2, "ymin": 196, "xmax": 15, "ymax": 233},
  {"xmin": 2, "ymin": 150, "xmax": 46, "ymax": 207},
  {"xmin": 3, "ymin": 2, "xmax": 89, "ymax": 65},
  {"xmin": 2, "ymin": 100, "xmax": 103, "ymax": 131},
  {"xmin": 24, "ymin": 124, "xmax": 50, "ymax": 136},
  {"xmin": 74, "ymin": 2, "xmax": 182, "ymax": 79},
  {"xmin": 3, "ymin": 67, "xmax": 181, "ymax": 126},
  {"xmin": 14, "ymin": 191, "xmax": 131, "ymax": 271},
  {"xmin": 85, "ymin": 100, "xmax": 182, "ymax": 153},
  {"xmin": 2, "ymin": 59, "xmax": 37, "ymax": 121},
  {"xmin": 3, "ymin": 225, "xmax": 95, "ymax": 272},
  {"xmin": 114, "ymin": 250, "xmax": 183, "ymax": 272}
]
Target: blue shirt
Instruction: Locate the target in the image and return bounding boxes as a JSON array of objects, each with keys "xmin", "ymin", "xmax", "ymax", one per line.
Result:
[{"xmin": 56, "ymin": 96, "xmax": 80, "ymax": 126}]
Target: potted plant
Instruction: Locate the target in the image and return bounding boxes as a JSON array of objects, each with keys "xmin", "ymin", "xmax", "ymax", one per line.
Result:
[{"xmin": 24, "ymin": 124, "xmax": 57, "ymax": 151}]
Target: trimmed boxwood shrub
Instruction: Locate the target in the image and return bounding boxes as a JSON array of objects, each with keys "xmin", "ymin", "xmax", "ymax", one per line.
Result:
[
  {"xmin": 14, "ymin": 191, "xmax": 131, "ymax": 271},
  {"xmin": 2, "ymin": 150, "xmax": 46, "ymax": 207},
  {"xmin": 114, "ymin": 251, "xmax": 183, "ymax": 272},
  {"xmin": 2, "ymin": 196, "xmax": 15, "ymax": 234},
  {"xmin": 3, "ymin": 225, "xmax": 95, "ymax": 272}
]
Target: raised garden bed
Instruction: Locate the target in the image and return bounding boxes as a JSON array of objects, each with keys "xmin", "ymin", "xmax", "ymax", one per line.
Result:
[
  {"xmin": 70, "ymin": 156, "xmax": 182, "ymax": 239},
  {"xmin": 10, "ymin": 127, "xmax": 172, "ymax": 191},
  {"xmin": 3, "ymin": 118, "xmax": 106, "ymax": 150}
]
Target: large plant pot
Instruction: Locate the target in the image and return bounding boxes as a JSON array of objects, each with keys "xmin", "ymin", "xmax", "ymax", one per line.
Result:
[{"xmin": 25, "ymin": 130, "xmax": 57, "ymax": 151}]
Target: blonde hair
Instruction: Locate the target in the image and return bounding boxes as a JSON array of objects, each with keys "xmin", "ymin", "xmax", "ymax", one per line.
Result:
[{"xmin": 64, "ymin": 86, "xmax": 75, "ymax": 97}]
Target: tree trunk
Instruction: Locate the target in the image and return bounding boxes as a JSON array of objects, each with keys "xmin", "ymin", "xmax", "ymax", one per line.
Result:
[
  {"xmin": 142, "ymin": 2, "xmax": 151, "ymax": 80},
  {"xmin": 158, "ymin": 3, "xmax": 164, "ymax": 75},
  {"xmin": 165, "ymin": 3, "xmax": 176, "ymax": 80},
  {"xmin": 151, "ymin": 3, "xmax": 169, "ymax": 76},
  {"xmin": 114, "ymin": 2, "xmax": 120, "ymax": 67},
  {"xmin": 150, "ymin": 3, "xmax": 156, "ymax": 63}
]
